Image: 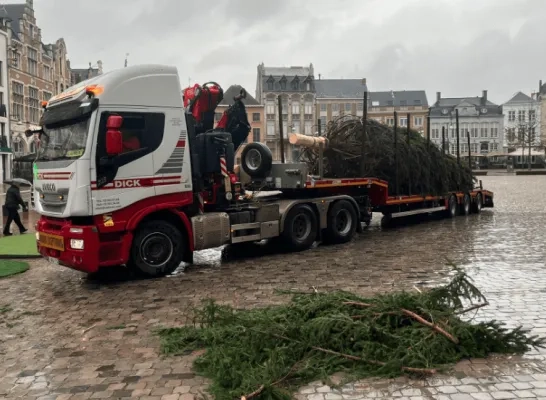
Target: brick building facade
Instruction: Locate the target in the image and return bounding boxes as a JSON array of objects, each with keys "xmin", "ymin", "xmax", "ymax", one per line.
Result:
[{"xmin": 2, "ymin": 0, "xmax": 71, "ymax": 156}]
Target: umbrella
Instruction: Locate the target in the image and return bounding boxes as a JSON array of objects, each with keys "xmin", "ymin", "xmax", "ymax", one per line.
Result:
[{"xmin": 6, "ymin": 178, "xmax": 32, "ymax": 186}]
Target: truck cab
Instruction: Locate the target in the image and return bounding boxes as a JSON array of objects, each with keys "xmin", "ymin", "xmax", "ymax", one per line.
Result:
[{"xmin": 35, "ymin": 65, "xmax": 201, "ymax": 274}]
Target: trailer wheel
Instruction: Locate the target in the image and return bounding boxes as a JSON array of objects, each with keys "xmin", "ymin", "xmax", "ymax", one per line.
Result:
[
  {"xmin": 324, "ymin": 200, "xmax": 357, "ymax": 244},
  {"xmin": 130, "ymin": 220, "xmax": 184, "ymax": 278},
  {"xmin": 445, "ymin": 195, "xmax": 458, "ymax": 218},
  {"xmin": 472, "ymin": 193, "xmax": 483, "ymax": 214},
  {"xmin": 460, "ymin": 193, "xmax": 471, "ymax": 216},
  {"xmin": 281, "ymin": 204, "xmax": 317, "ymax": 251},
  {"xmin": 241, "ymin": 142, "xmax": 273, "ymax": 178}
]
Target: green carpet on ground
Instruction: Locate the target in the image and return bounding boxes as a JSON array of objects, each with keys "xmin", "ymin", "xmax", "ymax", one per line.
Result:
[
  {"xmin": 0, "ymin": 234, "xmax": 39, "ymax": 257},
  {"xmin": 0, "ymin": 260, "xmax": 30, "ymax": 278}
]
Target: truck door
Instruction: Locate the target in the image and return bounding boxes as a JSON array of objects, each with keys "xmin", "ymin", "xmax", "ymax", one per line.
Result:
[{"xmin": 90, "ymin": 108, "xmax": 166, "ymax": 216}]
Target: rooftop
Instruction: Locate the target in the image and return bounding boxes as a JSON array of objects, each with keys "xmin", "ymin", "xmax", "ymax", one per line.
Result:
[
  {"xmin": 315, "ymin": 79, "xmax": 368, "ymax": 99},
  {"xmin": 219, "ymin": 85, "xmax": 260, "ymax": 106}
]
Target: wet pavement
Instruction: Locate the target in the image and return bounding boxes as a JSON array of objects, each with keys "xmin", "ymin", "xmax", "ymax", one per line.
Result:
[{"xmin": 1, "ymin": 175, "xmax": 546, "ymax": 399}]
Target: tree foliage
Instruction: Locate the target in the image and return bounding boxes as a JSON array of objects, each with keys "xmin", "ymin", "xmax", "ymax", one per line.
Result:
[{"xmin": 157, "ymin": 269, "xmax": 545, "ymax": 400}]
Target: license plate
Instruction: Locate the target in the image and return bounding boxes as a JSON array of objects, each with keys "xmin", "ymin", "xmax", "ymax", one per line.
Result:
[
  {"xmin": 48, "ymin": 257, "xmax": 59, "ymax": 265},
  {"xmin": 39, "ymin": 232, "xmax": 65, "ymax": 251}
]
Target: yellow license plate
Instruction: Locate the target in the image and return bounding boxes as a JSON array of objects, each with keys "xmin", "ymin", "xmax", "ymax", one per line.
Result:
[{"xmin": 39, "ymin": 232, "xmax": 65, "ymax": 251}]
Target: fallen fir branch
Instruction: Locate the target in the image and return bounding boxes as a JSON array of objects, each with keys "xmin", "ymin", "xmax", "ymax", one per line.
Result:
[{"xmin": 157, "ymin": 270, "xmax": 546, "ymax": 400}]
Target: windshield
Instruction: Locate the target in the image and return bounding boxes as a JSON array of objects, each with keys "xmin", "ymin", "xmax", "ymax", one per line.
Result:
[{"xmin": 37, "ymin": 118, "xmax": 91, "ymax": 161}]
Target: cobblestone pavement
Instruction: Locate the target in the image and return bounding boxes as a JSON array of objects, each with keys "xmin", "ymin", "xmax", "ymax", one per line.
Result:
[{"xmin": 1, "ymin": 176, "xmax": 545, "ymax": 399}]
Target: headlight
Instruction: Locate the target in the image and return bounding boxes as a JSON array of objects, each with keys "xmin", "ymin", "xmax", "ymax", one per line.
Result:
[
  {"xmin": 35, "ymin": 232, "xmax": 40, "ymax": 240},
  {"xmin": 70, "ymin": 239, "xmax": 84, "ymax": 250}
]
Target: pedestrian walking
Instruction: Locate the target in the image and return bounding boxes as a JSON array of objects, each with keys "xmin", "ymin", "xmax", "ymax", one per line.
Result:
[{"xmin": 3, "ymin": 181, "xmax": 28, "ymax": 236}]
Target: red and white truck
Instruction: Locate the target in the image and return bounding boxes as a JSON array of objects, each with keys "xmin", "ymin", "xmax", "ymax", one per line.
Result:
[{"xmin": 32, "ymin": 64, "xmax": 494, "ymax": 277}]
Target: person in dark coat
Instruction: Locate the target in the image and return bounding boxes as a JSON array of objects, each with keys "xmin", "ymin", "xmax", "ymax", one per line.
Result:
[{"xmin": 3, "ymin": 182, "xmax": 28, "ymax": 236}]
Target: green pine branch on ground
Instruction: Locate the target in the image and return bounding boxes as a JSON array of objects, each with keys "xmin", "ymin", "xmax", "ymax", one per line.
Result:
[{"xmin": 157, "ymin": 268, "xmax": 545, "ymax": 400}]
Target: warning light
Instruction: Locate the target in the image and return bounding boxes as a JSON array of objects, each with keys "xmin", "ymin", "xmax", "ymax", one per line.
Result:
[{"xmin": 85, "ymin": 84, "xmax": 104, "ymax": 97}]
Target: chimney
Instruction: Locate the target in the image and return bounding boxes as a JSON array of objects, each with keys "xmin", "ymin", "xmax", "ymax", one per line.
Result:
[
  {"xmin": 481, "ymin": 90, "xmax": 487, "ymax": 105},
  {"xmin": 318, "ymin": 73, "xmax": 321, "ymax": 80},
  {"xmin": 540, "ymin": 80, "xmax": 543, "ymax": 94},
  {"xmin": 436, "ymin": 92, "xmax": 441, "ymax": 103}
]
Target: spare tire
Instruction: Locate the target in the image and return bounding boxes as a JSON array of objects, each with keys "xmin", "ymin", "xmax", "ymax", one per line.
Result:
[{"xmin": 241, "ymin": 142, "xmax": 273, "ymax": 178}]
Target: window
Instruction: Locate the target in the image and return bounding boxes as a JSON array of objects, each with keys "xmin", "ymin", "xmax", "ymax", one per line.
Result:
[
  {"xmin": 11, "ymin": 50, "xmax": 21, "ymax": 69},
  {"xmin": 252, "ymin": 113, "xmax": 260, "ymax": 122},
  {"xmin": 280, "ymin": 79, "xmax": 286, "ymax": 90},
  {"xmin": 508, "ymin": 111, "xmax": 515, "ymax": 122},
  {"xmin": 414, "ymin": 100, "xmax": 422, "ymax": 105},
  {"xmin": 214, "ymin": 112, "xmax": 222, "ymax": 121},
  {"xmin": 518, "ymin": 110, "xmax": 525, "ymax": 121},
  {"xmin": 470, "ymin": 127, "xmax": 478, "ymax": 138},
  {"xmin": 0, "ymin": 60, "xmax": 3, "ymax": 86},
  {"xmin": 506, "ymin": 128, "xmax": 516, "ymax": 142},
  {"xmin": 319, "ymin": 116, "xmax": 327, "ymax": 131},
  {"xmin": 27, "ymin": 47, "xmax": 38, "ymax": 75},
  {"xmin": 357, "ymin": 102, "xmax": 364, "ymax": 111},
  {"xmin": 304, "ymin": 101, "xmax": 313, "ymax": 115},
  {"xmin": 387, "ymin": 100, "xmax": 393, "ymax": 106},
  {"xmin": 492, "ymin": 143, "xmax": 498, "ymax": 151},
  {"xmin": 12, "ymin": 82, "xmax": 24, "ymax": 120},
  {"xmin": 471, "ymin": 143, "xmax": 478, "ymax": 153},
  {"xmin": 480, "ymin": 127, "xmax": 488, "ymax": 138},
  {"xmin": 529, "ymin": 109, "xmax": 536, "ymax": 121},
  {"xmin": 332, "ymin": 103, "xmax": 339, "ymax": 112},
  {"xmin": 432, "ymin": 128, "xmax": 439, "ymax": 139},
  {"xmin": 291, "ymin": 79, "xmax": 299, "ymax": 90},
  {"xmin": 96, "ymin": 111, "xmax": 165, "ymax": 163},
  {"xmin": 43, "ymin": 65, "xmax": 51, "ymax": 81},
  {"xmin": 400, "ymin": 100, "xmax": 407, "ymax": 106},
  {"xmin": 266, "ymin": 101, "xmax": 275, "ymax": 116},
  {"xmin": 304, "ymin": 120, "xmax": 312, "ymax": 135},
  {"xmin": 386, "ymin": 118, "xmax": 394, "ymax": 126},
  {"xmin": 480, "ymin": 142, "xmax": 488, "ymax": 153},
  {"xmin": 399, "ymin": 117, "xmax": 407, "ymax": 127},
  {"xmin": 490, "ymin": 127, "xmax": 498, "ymax": 138},
  {"xmin": 320, "ymin": 103, "xmax": 327, "ymax": 112},
  {"xmin": 345, "ymin": 103, "xmax": 352, "ymax": 112},
  {"xmin": 253, "ymin": 128, "xmax": 260, "ymax": 142},
  {"xmin": 280, "ymin": 97, "xmax": 288, "ymax": 114},
  {"xmin": 292, "ymin": 102, "xmax": 300, "ymax": 115},
  {"xmin": 29, "ymin": 87, "xmax": 40, "ymax": 124},
  {"xmin": 414, "ymin": 116, "xmax": 423, "ymax": 126},
  {"xmin": 267, "ymin": 81, "xmax": 273, "ymax": 90},
  {"xmin": 266, "ymin": 121, "xmax": 275, "ymax": 136},
  {"xmin": 282, "ymin": 121, "xmax": 288, "ymax": 138}
]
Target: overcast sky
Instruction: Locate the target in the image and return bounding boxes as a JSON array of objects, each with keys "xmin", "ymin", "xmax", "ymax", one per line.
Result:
[{"xmin": 27, "ymin": 0, "xmax": 546, "ymax": 105}]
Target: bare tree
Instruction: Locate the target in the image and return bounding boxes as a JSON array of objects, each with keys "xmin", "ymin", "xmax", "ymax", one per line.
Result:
[{"xmin": 505, "ymin": 109, "xmax": 542, "ymax": 169}]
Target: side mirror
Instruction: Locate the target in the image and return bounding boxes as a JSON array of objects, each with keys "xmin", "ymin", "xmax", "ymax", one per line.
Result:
[{"xmin": 105, "ymin": 115, "xmax": 123, "ymax": 156}]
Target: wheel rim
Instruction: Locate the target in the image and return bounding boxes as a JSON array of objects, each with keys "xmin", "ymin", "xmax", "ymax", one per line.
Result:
[
  {"xmin": 334, "ymin": 209, "xmax": 352, "ymax": 235},
  {"xmin": 450, "ymin": 197, "xmax": 456, "ymax": 215},
  {"xmin": 464, "ymin": 195, "xmax": 470, "ymax": 213},
  {"xmin": 139, "ymin": 232, "xmax": 174, "ymax": 268},
  {"xmin": 291, "ymin": 213, "xmax": 312, "ymax": 242},
  {"xmin": 245, "ymin": 149, "xmax": 262, "ymax": 172},
  {"xmin": 477, "ymin": 195, "xmax": 482, "ymax": 211}
]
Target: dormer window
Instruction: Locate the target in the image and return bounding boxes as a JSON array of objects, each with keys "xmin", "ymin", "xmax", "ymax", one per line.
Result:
[
  {"xmin": 280, "ymin": 76, "xmax": 287, "ymax": 90},
  {"xmin": 267, "ymin": 76, "xmax": 274, "ymax": 90},
  {"xmin": 292, "ymin": 76, "xmax": 300, "ymax": 90}
]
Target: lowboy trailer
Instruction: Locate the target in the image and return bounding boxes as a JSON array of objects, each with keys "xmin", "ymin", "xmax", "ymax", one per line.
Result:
[{"xmin": 32, "ymin": 64, "xmax": 494, "ymax": 278}]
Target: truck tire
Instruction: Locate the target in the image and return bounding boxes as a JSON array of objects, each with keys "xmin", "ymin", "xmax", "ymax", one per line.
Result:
[
  {"xmin": 241, "ymin": 142, "xmax": 273, "ymax": 178},
  {"xmin": 472, "ymin": 193, "xmax": 483, "ymax": 214},
  {"xmin": 323, "ymin": 200, "xmax": 357, "ymax": 244},
  {"xmin": 281, "ymin": 204, "xmax": 317, "ymax": 251},
  {"xmin": 130, "ymin": 220, "xmax": 185, "ymax": 278},
  {"xmin": 460, "ymin": 193, "xmax": 471, "ymax": 216},
  {"xmin": 445, "ymin": 195, "xmax": 458, "ymax": 218}
]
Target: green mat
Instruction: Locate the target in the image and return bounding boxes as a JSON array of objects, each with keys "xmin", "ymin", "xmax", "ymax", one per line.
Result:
[
  {"xmin": 0, "ymin": 260, "xmax": 30, "ymax": 278},
  {"xmin": 0, "ymin": 234, "xmax": 40, "ymax": 258}
]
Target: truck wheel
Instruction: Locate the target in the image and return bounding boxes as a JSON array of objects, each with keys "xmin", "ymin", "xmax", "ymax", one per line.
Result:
[
  {"xmin": 130, "ymin": 220, "xmax": 184, "ymax": 278},
  {"xmin": 472, "ymin": 193, "xmax": 483, "ymax": 214},
  {"xmin": 281, "ymin": 204, "xmax": 317, "ymax": 251},
  {"xmin": 324, "ymin": 200, "xmax": 357, "ymax": 244},
  {"xmin": 460, "ymin": 193, "xmax": 471, "ymax": 216},
  {"xmin": 240, "ymin": 142, "xmax": 273, "ymax": 178},
  {"xmin": 445, "ymin": 195, "xmax": 457, "ymax": 218}
]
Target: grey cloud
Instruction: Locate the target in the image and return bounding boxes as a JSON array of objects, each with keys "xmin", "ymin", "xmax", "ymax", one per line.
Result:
[{"xmin": 29, "ymin": 0, "xmax": 546, "ymax": 103}]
